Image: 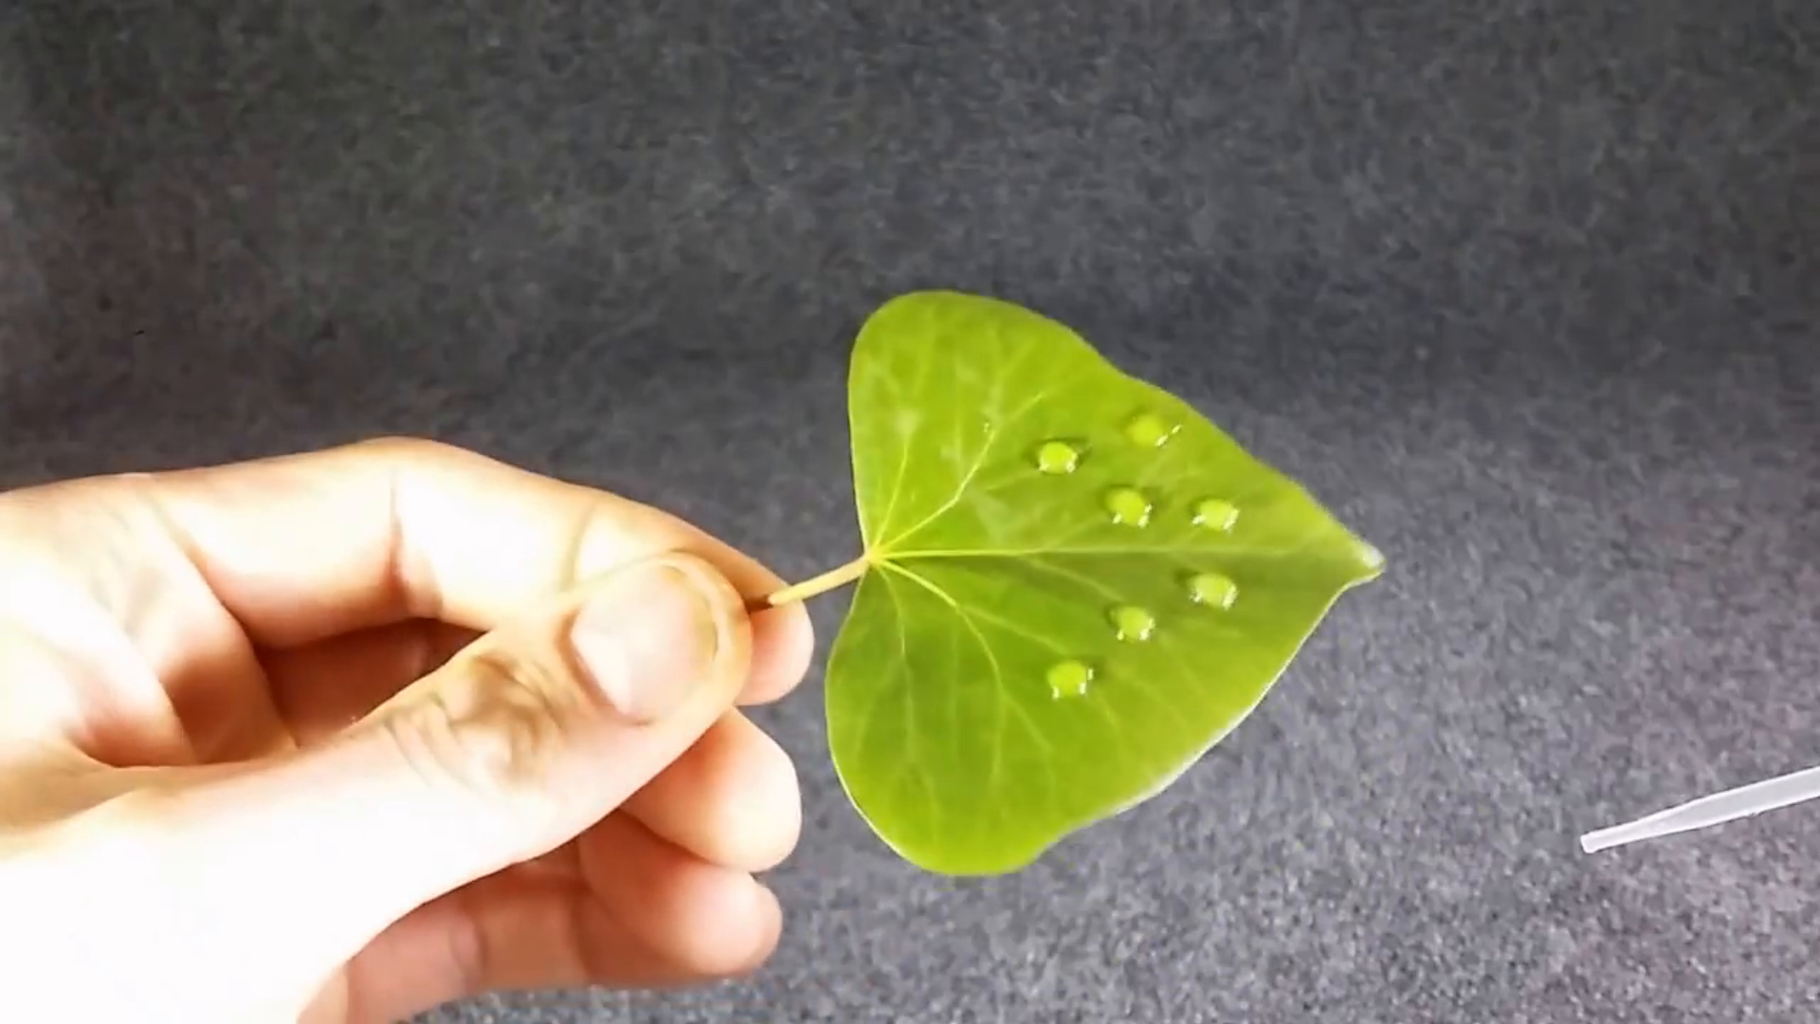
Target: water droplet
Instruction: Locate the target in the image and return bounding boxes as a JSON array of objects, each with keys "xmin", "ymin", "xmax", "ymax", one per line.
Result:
[
  {"xmin": 1109, "ymin": 604, "xmax": 1156, "ymax": 642},
  {"xmin": 1123, "ymin": 412, "xmax": 1178, "ymax": 447},
  {"xmin": 1103, "ymin": 486, "xmax": 1153, "ymax": 526},
  {"xmin": 1034, "ymin": 440, "xmax": 1081, "ymax": 475},
  {"xmin": 1187, "ymin": 571, "xmax": 1239, "ymax": 609},
  {"xmin": 1191, "ymin": 498, "xmax": 1240, "ymax": 532},
  {"xmin": 1047, "ymin": 659, "xmax": 1095, "ymax": 698}
]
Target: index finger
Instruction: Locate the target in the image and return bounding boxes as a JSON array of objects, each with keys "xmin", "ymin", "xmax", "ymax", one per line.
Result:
[{"xmin": 16, "ymin": 437, "xmax": 815, "ymax": 704}]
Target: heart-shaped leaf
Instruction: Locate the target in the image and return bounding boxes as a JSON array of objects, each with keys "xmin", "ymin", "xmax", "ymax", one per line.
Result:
[{"xmin": 819, "ymin": 291, "xmax": 1383, "ymax": 875}]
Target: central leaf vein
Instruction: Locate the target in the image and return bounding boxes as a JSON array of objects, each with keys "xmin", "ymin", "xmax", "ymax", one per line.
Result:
[{"xmin": 886, "ymin": 536, "xmax": 1345, "ymax": 561}]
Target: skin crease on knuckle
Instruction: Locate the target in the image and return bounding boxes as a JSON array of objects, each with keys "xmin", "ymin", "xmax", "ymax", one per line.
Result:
[{"xmin": 378, "ymin": 645, "xmax": 581, "ymax": 833}]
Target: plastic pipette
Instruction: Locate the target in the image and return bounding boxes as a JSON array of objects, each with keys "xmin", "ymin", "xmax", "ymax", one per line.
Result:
[{"xmin": 1580, "ymin": 763, "xmax": 1820, "ymax": 853}]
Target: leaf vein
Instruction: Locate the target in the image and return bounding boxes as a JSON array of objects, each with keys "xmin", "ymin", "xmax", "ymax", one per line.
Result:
[{"xmin": 881, "ymin": 561, "xmax": 1057, "ymax": 758}]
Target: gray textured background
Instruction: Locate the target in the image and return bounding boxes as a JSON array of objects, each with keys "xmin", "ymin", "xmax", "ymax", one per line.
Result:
[{"xmin": 2, "ymin": 2, "xmax": 1817, "ymax": 1021}]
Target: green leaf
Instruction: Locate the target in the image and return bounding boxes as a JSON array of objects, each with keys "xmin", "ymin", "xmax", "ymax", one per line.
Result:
[{"xmin": 820, "ymin": 290, "xmax": 1384, "ymax": 876}]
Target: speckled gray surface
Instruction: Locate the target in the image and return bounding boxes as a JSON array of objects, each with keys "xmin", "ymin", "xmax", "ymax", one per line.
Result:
[{"xmin": 3, "ymin": 1, "xmax": 1818, "ymax": 1021}]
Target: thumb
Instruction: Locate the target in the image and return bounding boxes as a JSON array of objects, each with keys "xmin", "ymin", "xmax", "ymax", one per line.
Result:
[{"xmin": 144, "ymin": 552, "xmax": 750, "ymax": 966}]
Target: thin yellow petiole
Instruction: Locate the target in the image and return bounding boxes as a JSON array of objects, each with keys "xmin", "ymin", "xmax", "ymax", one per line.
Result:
[{"xmin": 759, "ymin": 555, "xmax": 870, "ymax": 608}]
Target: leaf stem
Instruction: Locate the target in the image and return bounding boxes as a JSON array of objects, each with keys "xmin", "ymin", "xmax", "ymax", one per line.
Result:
[{"xmin": 760, "ymin": 556, "xmax": 870, "ymax": 608}]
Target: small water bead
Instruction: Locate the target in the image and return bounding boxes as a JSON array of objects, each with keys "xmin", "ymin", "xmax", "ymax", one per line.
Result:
[
  {"xmin": 1103, "ymin": 486, "xmax": 1153, "ymax": 526},
  {"xmin": 1109, "ymin": 604, "xmax": 1157, "ymax": 642},
  {"xmin": 1191, "ymin": 498, "xmax": 1240, "ymax": 532},
  {"xmin": 1123, "ymin": 412, "xmax": 1178, "ymax": 448},
  {"xmin": 1034, "ymin": 440, "xmax": 1082, "ymax": 475},
  {"xmin": 1047, "ymin": 659, "xmax": 1095, "ymax": 699},
  {"xmin": 1187, "ymin": 571, "xmax": 1239, "ymax": 609}
]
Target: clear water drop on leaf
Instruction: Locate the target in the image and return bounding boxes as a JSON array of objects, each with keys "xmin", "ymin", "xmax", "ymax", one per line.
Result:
[
  {"xmin": 1046, "ymin": 659, "xmax": 1095, "ymax": 698},
  {"xmin": 1123, "ymin": 411, "xmax": 1177, "ymax": 447},
  {"xmin": 1033, "ymin": 439, "xmax": 1081, "ymax": 474},
  {"xmin": 824, "ymin": 290, "xmax": 1385, "ymax": 876},
  {"xmin": 1109, "ymin": 604, "xmax": 1157, "ymax": 642},
  {"xmin": 1191, "ymin": 497, "xmax": 1240, "ymax": 532},
  {"xmin": 1187, "ymin": 571, "xmax": 1239, "ymax": 609},
  {"xmin": 1102, "ymin": 485, "xmax": 1153, "ymax": 526}
]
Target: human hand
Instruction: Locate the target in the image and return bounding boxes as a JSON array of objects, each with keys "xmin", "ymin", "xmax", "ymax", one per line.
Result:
[{"xmin": 0, "ymin": 438, "xmax": 815, "ymax": 1023}]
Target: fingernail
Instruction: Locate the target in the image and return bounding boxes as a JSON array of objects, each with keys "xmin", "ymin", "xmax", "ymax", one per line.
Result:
[{"xmin": 569, "ymin": 559, "xmax": 725, "ymax": 723}]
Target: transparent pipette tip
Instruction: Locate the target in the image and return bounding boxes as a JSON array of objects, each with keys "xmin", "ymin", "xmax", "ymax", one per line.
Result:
[{"xmin": 1580, "ymin": 763, "xmax": 1820, "ymax": 853}]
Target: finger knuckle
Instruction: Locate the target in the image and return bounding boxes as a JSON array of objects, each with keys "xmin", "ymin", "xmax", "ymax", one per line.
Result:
[
  {"xmin": 353, "ymin": 434, "xmax": 462, "ymax": 464},
  {"xmin": 381, "ymin": 650, "xmax": 576, "ymax": 827}
]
